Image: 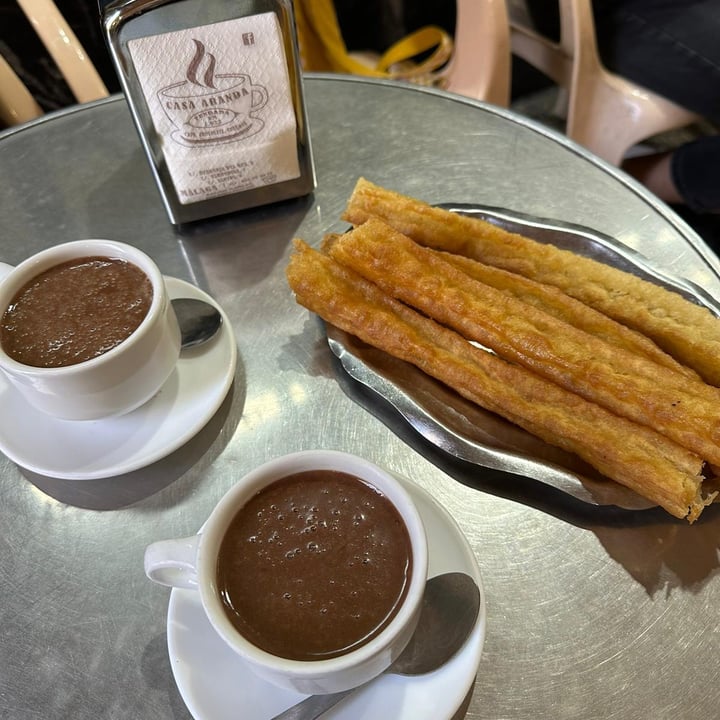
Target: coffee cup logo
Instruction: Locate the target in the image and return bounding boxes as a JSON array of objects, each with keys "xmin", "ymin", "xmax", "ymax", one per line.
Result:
[{"xmin": 158, "ymin": 39, "xmax": 268, "ymax": 147}]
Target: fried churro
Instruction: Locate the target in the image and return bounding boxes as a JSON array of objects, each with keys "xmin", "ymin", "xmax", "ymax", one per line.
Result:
[
  {"xmin": 286, "ymin": 240, "xmax": 709, "ymax": 521},
  {"xmin": 326, "ymin": 218, "xmax": 720, "ymax": 465},
  {"xmin": 343, "ymin": 178, "xmax": 720, "ymax": 386},
  {"xmin": 323, "ymin": 231, "xmax": 695, "ymax": 379},
  {"xmin": 439, "ymin": 252, "xmax": 698, "ymax": 379}
]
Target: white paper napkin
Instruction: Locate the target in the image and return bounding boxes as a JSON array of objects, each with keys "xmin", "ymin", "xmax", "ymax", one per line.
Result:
[{"xmin": 128, "ymin": 12, "xmax": 300, "ymax": 204}]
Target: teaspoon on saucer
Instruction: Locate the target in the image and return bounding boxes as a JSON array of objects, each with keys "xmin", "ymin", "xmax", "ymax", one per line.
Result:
[
  {"xmin": 172, "ymin": 297, "xmax": 223, "ymax": 350},
  {"xmin": 272, "ymin": 572, "xmax": 481, "ymax": 720}
]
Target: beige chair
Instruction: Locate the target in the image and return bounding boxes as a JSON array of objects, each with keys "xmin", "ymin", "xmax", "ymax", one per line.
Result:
[
  {"xmin": 442, "ymin": 0, "xmax": 511, "ymax": 107},
  {"xmin": 509, "ymin": 0, "xmax": 699, "ymax": 165},
  {"xmin": 1, "ymin": 0, "xmax": 108, "ymax": 126},
  {"xmin": 296, "ymin": 0, "xmax": 511, "ymax": 107},
  {"xmin": 0, "ymin": 54, "xmax": 43, "ymax": 126}
]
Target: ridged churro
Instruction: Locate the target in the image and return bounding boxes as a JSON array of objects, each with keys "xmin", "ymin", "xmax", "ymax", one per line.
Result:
[
  {"xmin": 286, "ymin": 240, "xmax": 709, "ymax": 521},
  {"xmin": 323, "ymin": 230, "xmax": 695, "ymax": 379},
  {"xmin": 326, "ymin": 218, "xmax": 720, "ymax": 465},
  {"xmin": 438, "ymin": 251, "xmax": 698, "ymax": 379},
  {"xmin": 343, "ymin": 178, "xmax": 720, "ymax": 386}
]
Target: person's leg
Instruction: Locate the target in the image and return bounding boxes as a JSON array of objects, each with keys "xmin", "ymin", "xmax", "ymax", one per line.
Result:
[
  {"xmin": 622, "ymin": 152, "xmax": 684, "ymax": 205},
  {"xmin": 524, "ymin": 2, "xmax": 720, "ymax": 218},
  {"xmin": 617, "ymin": 135, "xmax": 720, "ymax": 213},
  {"xmin": 524, "ymin": 0, "xmax": 720, "ymax": 122},
  {"xmin": 593, "ymin": 0, "xmax": 720, "ymax": 123},
  {"xmin": 670, "ymin": 136, "xmax": 720, "ymax": 213}
]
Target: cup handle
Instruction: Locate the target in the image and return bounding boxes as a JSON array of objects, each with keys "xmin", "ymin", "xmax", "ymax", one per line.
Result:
[
  {"xmin": 0, "ymin": 262, "xmax": 14, "ymax": 282},
  {"xmin": 144, "ymin": 535, "xmax": 201, "ymax": 589}
]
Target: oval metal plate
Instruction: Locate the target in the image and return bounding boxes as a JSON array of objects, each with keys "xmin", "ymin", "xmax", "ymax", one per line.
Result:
[{"xmin": 326, "ymin": 205, "xmax": 720, "ymax": 511}]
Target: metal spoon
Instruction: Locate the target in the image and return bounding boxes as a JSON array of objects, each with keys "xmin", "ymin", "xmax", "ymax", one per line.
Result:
[
  {"xmin": 272, "ymin": 572, "xmax": 481, "ymax": 720},
  {"xmin": 172, "ymin": 298, "xmax": 222, "ymax": 349}
]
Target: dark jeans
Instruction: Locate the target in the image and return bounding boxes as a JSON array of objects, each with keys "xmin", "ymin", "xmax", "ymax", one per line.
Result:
[
  {"xmin": 672, "ymin": 135, "xmax": 720, "ymax": 213},
  {"xmin": 526, "ymin": 0, "xmax": 720, "ymax": 211},
  {"xmin": 526, "ymin": 0, "xmax": 720, "ymax": 122}
]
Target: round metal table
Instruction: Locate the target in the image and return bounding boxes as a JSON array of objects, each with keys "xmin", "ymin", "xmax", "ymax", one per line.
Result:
[{"xmin": 1, "ymin": 74, "xmax": 719, "ymax": 720}]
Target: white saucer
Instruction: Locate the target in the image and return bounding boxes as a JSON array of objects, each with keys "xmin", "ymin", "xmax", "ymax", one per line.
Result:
[
  {"xmin": 0, "ymin": 277, "xmax": 237, "ymax": 480},
  {"xmin": 166, "ymin": 475, "xmax": 486, "ymax": 720}
]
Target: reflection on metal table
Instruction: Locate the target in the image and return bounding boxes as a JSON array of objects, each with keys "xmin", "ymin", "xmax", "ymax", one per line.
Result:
[{"xmin": 1, "ymin": 74, "xmax": 719, "ymax": 720}]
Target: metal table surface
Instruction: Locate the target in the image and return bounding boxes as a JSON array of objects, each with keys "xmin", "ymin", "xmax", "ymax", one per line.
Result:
[{"xmin": 1, "ymin": 74, "xmax": 719, "ymax": 720}]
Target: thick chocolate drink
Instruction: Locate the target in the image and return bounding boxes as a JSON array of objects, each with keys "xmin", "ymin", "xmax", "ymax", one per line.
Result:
[
  {"xmin": 1, "ymin": 256, "xmax": 152, "ymax": 368},
  {"xmin": 217, "ymin": 470, "xmax": 413, "ymax": 661}
]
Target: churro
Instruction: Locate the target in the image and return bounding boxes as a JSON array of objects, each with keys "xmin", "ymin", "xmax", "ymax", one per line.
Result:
[
  {"xmin": 439, "ymin": 251, "xmax": 698, "ymax": 379},
  {"xmin": 323, "ymin": 231, "xmax": 695, "ymax": 379},
  {"xmin": 343, "ymin": 178, "xmax": 720, "ymax": 386},
  {"xmin": 326, "ymin": 218, "xmax": 720, "ymax": 465},
  {"xmin": 287, "ymin": 240, "xmax": 709, "ymax": 521}
]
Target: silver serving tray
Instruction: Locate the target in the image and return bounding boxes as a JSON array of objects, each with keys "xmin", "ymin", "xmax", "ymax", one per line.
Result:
[{"xmin": 327, "ymin": 205, "xmax": 720, "ymax": 511}]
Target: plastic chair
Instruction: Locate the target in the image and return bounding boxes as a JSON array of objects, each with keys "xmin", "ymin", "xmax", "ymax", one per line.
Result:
[
  {"xmin": 1, "ymin": 0, "xmax": 108, "ymax": 126},
  {"xmin": 0, "ymin": 54, "xmax": 43, "ymax": 126},
  {"xmin": 295, "ymin": 0, "xmax": 511, "ymax": 107},
  {"xmin": 442, "ymin": 0, "xmax": 510, "ymax": 106},
  {"xmin": 509, "ymin": 0, "xmax": 699, "ymax": 165}
]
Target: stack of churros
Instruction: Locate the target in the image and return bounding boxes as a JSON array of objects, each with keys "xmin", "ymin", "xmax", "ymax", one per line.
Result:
[{"xmin": 286, "ymin": 178, "xmax": 720, "ymax": 522}]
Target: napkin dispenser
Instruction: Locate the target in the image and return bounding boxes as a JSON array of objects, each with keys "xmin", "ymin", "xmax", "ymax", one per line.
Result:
[{"xmin": 99, "ymin": 0, "xmax": 315, "ymax": 225}]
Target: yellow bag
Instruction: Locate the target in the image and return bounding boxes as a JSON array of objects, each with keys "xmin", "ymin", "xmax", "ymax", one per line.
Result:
[{"xmin": 293, "ymin": 0, "xmax": 454, "ymax": 85}]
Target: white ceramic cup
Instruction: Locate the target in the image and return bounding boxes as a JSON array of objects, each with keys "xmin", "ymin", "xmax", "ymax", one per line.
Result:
[
  {"xmin": 0, "ymin": 239, "xmax": 181, "ymax": 420},
  {"xmin": 144, "ymin": 450, "xmax": 429, "ymax": 694}
]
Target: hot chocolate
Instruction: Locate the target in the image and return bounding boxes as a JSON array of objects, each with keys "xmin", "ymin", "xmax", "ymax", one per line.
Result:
[
  {"xmin": 216, "ymin": 469, "xmax": 413, "ymax": 661},
  {"xmin": 0, "ymin": 256, "xmax": 152, "ymax": 368}
]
